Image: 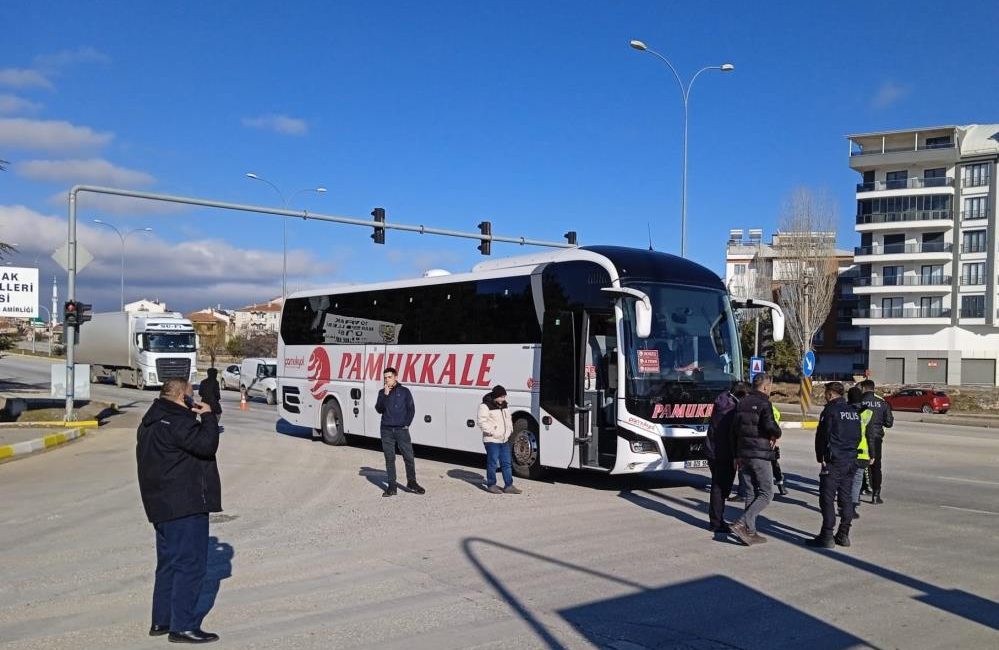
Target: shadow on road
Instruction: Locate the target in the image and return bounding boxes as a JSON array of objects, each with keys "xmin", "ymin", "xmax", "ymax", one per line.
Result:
[
  {"xmin": 447, "ymin": 468, "xmax": 488, "ymax": 491},
  {"xmin": 274, "ymin": 418, "xmax": 318, "ymax": 440},
  {"xmin": 358, "ymin": 466, "xmax": 389, "ymax": 492},
  {"xmin": 461, "ymin": 537, "xmax": 871, "ymax": 649},
  {"xmin": 195, "ymin": 536, "xmax": 233, "ymax": 628}
]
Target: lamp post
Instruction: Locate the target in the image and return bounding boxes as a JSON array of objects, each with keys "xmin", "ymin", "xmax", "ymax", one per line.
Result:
[
  {"xmin": 629, "ymin": 39, "xmax": 734, "ymax": 258},
  {"xmin": 92, "ymin": 220, "xmax": 153, "ymax": 311},
  {"xmin": 244, "ymin": 173, "xmax": 327, "ymax": 300}
]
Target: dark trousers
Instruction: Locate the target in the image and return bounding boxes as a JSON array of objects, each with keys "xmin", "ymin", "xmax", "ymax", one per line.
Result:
[
  {"xmin": 380, "ymin": 425, "xmax": 416, "ymax": 486},
  {"xmin": 869, "ymin": 436, "xmax": 884, "ymax": 494},
  {"xmin": 772, "ymin": 458, "xmax": 784, "ymax": 485},
  {"xmin": 152, "ymin": 513, "xmax": 208, "ymax": 632},
  {"xmin": 819, "ymin": 460, "xmax": 855, "ymax": 538},
  {"xmin": 708, "ymin": 458, "xmax": 736, "ymax": 529}
]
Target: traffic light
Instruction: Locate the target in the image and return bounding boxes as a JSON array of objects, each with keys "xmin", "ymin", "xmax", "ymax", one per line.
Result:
[
  {"xmin": 76, "ymin": 302, "xmax": 93, "ymax": 326},
  {"xmin": 564, "ymin": 231, "xmax": 578, "ymax": 246},
  {"xmin": 477, "ymin": 221, "xmax": 492, "ymax": 255},
  {"xmin": 758, "ymin": 312, "xmax": 775, "ymax": 360},
  {"xmin": 371, "ymin": 207, "xmax": 385, "ymax": 244},
  {"xmin": 64, "ymin": 301, "xmax": 78, "ymax": 328}
]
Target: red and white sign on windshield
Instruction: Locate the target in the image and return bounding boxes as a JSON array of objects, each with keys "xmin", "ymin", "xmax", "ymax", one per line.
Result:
[{"xmin": 637, "ymin": 349, "xmax": 660, "ymax": 373}]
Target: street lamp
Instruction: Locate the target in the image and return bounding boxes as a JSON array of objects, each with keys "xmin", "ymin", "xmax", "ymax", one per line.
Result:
[
  {"xmin": 244, "ymin": 172, "xmax": 327, "ymax": 300},
  {"xmin": 92, "ymin": 219, "xmax": 153, "ymax": 311},
  {"xmin": 629, "ymin": 39, "xmax": 734, "ymax": 258}
]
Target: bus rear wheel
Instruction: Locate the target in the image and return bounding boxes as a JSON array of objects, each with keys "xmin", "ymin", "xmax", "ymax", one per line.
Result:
[
  {"xmin": 511, "ymin": 418, "xmax": 542, "ymax": 480},
  {"xmin": 320, "ymin": 400, "xmax": 347, "ymax": 446}
]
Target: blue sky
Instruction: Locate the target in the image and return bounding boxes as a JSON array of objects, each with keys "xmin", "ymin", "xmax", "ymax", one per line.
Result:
[{"xmin": 3, "ymin": 0, "xmax": 998, "ymax": 313}]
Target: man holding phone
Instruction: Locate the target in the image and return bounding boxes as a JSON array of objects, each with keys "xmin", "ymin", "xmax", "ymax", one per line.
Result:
[
  {"xmin": 136, "ymin": 378, "xmax": 222, "ymax": 644},
  {"xmin": 374, "ymin": 367, "xmax": 424, "ymax": 497}
]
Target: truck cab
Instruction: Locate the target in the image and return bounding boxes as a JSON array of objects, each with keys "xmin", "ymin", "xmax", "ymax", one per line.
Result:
[{"xmin": 240, "ymin": 357, "xmax": 278, "ymax": 405}]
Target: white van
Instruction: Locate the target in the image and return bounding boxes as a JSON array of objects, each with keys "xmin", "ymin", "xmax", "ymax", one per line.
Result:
[{"xmin": 240, "ymin": 357, "xmax": 278, "ymax": 405}]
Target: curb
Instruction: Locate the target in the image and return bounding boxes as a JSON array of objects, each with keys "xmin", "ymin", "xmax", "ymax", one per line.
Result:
[
  {"xmin": 0, "ymin": 420, "xmax": 99, "ymax": 429},
  {"xmin": 781, "ymin": 421, "xmax": 818, "ymax": 429},
  {"xmin": 0, "ymin": 427, "xmax": 87, "ymax": 462}
]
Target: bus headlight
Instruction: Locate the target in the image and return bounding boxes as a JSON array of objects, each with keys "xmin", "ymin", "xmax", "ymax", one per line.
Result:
[{"xmin": 630, "ymin": 439, "xmax": 660, "ymax": 454}]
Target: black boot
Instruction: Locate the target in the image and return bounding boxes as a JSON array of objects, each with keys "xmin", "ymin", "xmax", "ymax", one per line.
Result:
[
  {"xmin": 872, "ymin": 492, "xmax": 884, "ymax": 504},
  {"xmin": 834, "ymin": 530, "xmax": 851, "ymax": 547}
]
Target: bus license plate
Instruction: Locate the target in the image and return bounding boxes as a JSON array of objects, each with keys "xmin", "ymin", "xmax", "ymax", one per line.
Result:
[{"xmin": 684, "ymin": 460, "xmax": 708, "ymax": 469}]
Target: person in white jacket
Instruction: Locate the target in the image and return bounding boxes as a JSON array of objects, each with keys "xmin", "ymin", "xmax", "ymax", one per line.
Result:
[{"xmin": 477, "ymin": 385, "xmax": 522, "ymax": 494}]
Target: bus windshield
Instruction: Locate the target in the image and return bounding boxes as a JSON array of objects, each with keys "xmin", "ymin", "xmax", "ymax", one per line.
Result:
[
  {"xmin": 621, "ymin": 283, "xmax": 740, "ymax": 400},
  {"xmin": 143, "ymin": 333, "xmax": 197, "ymax": 352}
]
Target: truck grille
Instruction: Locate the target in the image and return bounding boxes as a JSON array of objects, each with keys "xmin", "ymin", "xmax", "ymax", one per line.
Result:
[
  {"xmin": 156, "ymin": 358, "xmax": 191, "ymax": 380},
  {"xmin": 662, "ymin": 437, "xmax": 708, "ymax": 463}
]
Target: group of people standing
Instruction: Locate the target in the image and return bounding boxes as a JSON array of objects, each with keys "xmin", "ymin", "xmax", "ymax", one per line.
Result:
[{"xmin": 706, "ymin": 373, "xmax": 893, "ymax": 548}]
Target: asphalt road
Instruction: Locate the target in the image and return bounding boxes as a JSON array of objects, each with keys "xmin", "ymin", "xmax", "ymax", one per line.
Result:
[{"xmin": 1, "ymin": 354, "xmax": 997, "ymax": 649}]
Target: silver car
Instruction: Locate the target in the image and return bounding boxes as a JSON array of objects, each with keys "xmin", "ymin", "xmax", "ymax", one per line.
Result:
[{"xmin": 220, "ymin": 364, "xmax": 241, "ymax": 391}]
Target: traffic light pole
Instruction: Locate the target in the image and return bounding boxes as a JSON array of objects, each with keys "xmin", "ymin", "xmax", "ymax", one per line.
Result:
[{"xmin": 63, "ymin": 185, "xmax": 578, "ymax": 421}]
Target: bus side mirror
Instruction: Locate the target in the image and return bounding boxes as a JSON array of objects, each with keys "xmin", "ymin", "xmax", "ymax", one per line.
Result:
[
  {"xmin": 635, "ymin": 300, "xmax": 652, "ymax": 339},
  {"xmin": 770, "ymin": 306, "xmax": 785, "ymax": 342}
]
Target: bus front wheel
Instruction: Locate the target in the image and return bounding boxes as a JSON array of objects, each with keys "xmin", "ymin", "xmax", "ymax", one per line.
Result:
[
  {"xmin": 511, "ymin": 418, "xmax": 542, "ymax": 480},
  {"xmin": 320, "ymin": 400, "xmax": 347, "ymax": 446}
]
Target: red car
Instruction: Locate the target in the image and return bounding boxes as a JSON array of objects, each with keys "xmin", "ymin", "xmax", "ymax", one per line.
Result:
[{"xmin": 885, "ymin": 388, "xmax": 951, "ymax": 414}]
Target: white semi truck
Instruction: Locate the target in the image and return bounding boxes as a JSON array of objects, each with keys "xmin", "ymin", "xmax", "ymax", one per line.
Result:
[{"xmin": 76, "ymin": 311, "xmax": 199, "ymax": 389}]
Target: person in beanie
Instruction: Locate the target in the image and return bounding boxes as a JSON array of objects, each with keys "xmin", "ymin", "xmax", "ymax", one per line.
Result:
[
  {"xmin": 136, "ymin": 378, "xmax": 222, "ymax": 644},
  {"xmin": 199, "ymin": 368, "xmax": 223, "ymax": 420},
  {"xmin": 477, "ymin": 385, "xmax": 522, "ymax": 494}
]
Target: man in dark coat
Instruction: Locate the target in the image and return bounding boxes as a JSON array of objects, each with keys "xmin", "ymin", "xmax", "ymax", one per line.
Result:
[
  {"xmin": 705, "ymin": 381, "xmax": 748, "ymax": 533},
  {"xmin": 199, "ymin": 368, "xmax": 223, "ymax": 418},
  {"xmin": 374, "ymin": 367, "xmax": 423, "ymax": 497},
  {"xmin": 807, "ymin": 381, "xmax": 863, "ymax": 549},
  {"xmin": 136, "ymin": 378, "xmax": 222, "ymax": 644},
  {"xmin": 730, "ymin": 373, "xmax": 782, "ymax": 546}
]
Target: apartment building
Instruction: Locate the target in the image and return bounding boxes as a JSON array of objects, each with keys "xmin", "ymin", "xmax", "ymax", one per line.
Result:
[
  {"xmin": 848, "ymin": 123, "xmax": 999, "ymax": 385},
  {"xmin": 725, "ymin": 229, "xmax": 867, "ymax": 378},
  {"xmin": 233, "ymin": 297, "xmax": 283, "ymax": 336}
]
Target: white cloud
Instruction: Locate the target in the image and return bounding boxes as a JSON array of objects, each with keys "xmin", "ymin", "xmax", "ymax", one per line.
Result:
[
  {"xmin": 34, "ymin": 47, "xmax": 110, "ymax": 72},
  {"xmin": 0, "ymin": 94, "xmax": 43, "ymax": 115},
  {"xmin": 0, "ymin": 118, "xmax": 113, "ymax": 152},
  {"xmin": 871, "ymin": 81, "xmax": 910, "ymax": 110},
  {"xmin": 0, "ymin": 68, "xmax": 52, "ymax": 90},
  {"xmin": 18, "ymin": 158, "xmax": 155, "ymax": 186},
  {"xmin": 242, "ymin": 114, "xmax": 308, "ymax": 136},
  {"xmin": 0, "ymin": 204, "xmax": 336, "ymax": 313}
]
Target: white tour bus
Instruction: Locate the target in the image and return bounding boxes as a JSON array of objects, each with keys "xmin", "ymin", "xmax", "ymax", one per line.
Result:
[{"xmin": 277, "ymin": 246, "xmax": 783, "ymax": 478}]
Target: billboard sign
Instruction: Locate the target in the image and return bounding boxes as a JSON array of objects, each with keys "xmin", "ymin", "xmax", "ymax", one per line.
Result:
[{"xmin": 0, "ymin": 267, "xmax": 39, "ymax": 319}]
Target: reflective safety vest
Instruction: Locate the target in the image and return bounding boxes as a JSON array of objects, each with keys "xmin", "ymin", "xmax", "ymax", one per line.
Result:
[
  {"xmin": 857, "ymin": 409, "xmax": 872, "ymax": 461},
  {"xmin": 772, "ymin": 405, "xmax": 782, "ymax": 423}
]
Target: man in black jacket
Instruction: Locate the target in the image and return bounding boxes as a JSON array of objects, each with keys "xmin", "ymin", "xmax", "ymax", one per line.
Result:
[
  {"xmin": 859, "ymin": 379, "xmax": 893, "ymax": 503},
  {"xmin": 374, "ymin": 367, "xmax": 424, "ymax": 497},
  {"xmin": 199, "ymin": 368, "xmax": 223, "ymax": 420},
  {"xmin": 807, "ymin": 382, "xmax": 862, "ymax": 549},
  {"xmin": 730, "ymin": 373, "xmax": 782, "ymax": 546},
  {"xmin": 136, "ymin": 378, "xmax": 222, "ymax": 644},
  {"xmin": 705, "ymin": 381, "xmax": 748, "ymax": 533}
]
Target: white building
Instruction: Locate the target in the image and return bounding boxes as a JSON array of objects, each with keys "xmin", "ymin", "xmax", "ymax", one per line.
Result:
[
  {"xmin": 848, "ymin": 123, "xmax": 999, "ymax": 386},
  {"xmin": 726, "ymin": 229, "xmax": 866, "ymax": 378},
  {"xmin": 125, "ymin": 299, "xmax": 168, "ymax": 313},
  {"xmin": 233, "ymin": 297, "xmax": 283, "ymax": 336}
]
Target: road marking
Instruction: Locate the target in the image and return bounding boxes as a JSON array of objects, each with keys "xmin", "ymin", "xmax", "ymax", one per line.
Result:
[
  {"xmin": 939, "ymin": 505, "xmax": 999, "ymax": 516},
  {"xmin": 935, "ymin": 475, "xmax": 999, "ymax": 487}
]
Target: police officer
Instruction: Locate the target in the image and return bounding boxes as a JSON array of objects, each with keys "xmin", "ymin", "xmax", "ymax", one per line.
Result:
[
  {"xmin": 807, "ymin": 382, "xmax": 862, "ymax": 549},
  {"xmin": 859, "ymin": 379, "xmax": 893, "ymax": 504},
  {"xmin": 847, "ymin": 386, "xmax": 873, "ymax": 519},
  {"xmin": 771, "ymin": 405, "xmax": 788, "ymax": 496}
]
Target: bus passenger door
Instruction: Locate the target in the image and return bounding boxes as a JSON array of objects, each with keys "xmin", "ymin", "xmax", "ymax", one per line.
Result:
[
  {"xmin": 539, "ymin": 311, "xmax": 578, "ymax": 469},
  {"xmin": 581, "ymin": 312, "xmax": 617, "ymax": 470}
]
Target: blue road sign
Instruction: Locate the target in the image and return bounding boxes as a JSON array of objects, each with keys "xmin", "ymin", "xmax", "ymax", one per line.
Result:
[
  {"xmin": 802, "ymin": 350, "xmax": 816, "ymax": 378},
  {"xmin": 749, "ymin": 356, "xmax": 765, "ymax": 381}
]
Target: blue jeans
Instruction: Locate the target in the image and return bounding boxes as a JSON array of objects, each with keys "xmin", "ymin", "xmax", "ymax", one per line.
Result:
[
  {"xmin": 851, "ymin": 462, "xmax": 868, "ymax": 504},
  {"xmin": 484, "ymin": 441, "xmax": 513, "ymax": 488},
  {"xmin": 152, "ymin": 513, "xmax": 208, "ymax": 632}
]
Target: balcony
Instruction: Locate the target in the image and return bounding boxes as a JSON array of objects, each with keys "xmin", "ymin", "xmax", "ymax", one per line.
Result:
[
  {"xmin": 848, "ymin": 141, "xmax": 959, "ymax": 170},
  {"xmin": 960, "ymin": 307, "xmax": 986, "ymax": 318},
  {"xmin": 961, "ymin": 209, "xmax": 990, "ymax": 222},
  {"xmin": 853, "ymin": 307, "xmax": 952, "ymax": 326},
  {"xmin": 962, "ymin": 176, "xmax": 992, "ymax": 189},
  {"xmin": 855, "ymin": 210, "xmax": 953, "ymax": 230},
  {"xmin": 853, "ymin": 275, "xmax": 951, "ymax": 294},
  {"xmin": 959, "ymin": 276, "xmax": 986, "ymax": 287},
  {"xmin": 850, "ymin": 142, "xmax": 956, "ymax": 157},
  {"xmin": 856, "ymin": 177, "xmax": 953, "ymax": 193},
  {"xmin": 854, "ymin": 242, "xmax": 952, "ymax": 256}
]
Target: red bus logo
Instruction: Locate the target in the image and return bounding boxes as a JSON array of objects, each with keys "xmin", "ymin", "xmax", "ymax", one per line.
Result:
[{"xmin": 308, "ymin": 347, "xmax": 331, "ymax": 400}]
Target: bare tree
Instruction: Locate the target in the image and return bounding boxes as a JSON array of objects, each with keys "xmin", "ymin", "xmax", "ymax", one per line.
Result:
[{"xmin": 774, "ymin": 188, "xmax": 839, "ymax": 372}]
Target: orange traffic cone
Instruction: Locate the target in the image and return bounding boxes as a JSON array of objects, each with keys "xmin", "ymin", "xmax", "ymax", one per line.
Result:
[{"xmin": 240, "ymin": 390, "xmax": 249, "ymax": 410}]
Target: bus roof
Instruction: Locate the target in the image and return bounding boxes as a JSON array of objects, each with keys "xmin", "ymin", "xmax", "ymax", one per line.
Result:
[{"xmin": 287, "ymin": 246, "xmax": 723, "ymax": 300}]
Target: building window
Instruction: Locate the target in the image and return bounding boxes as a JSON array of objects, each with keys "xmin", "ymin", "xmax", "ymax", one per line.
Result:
[
  {"xmin": 920, "ymin": 265, "xmax": 944, "ymax": 284},
  {"xmin": 923, "ymin": 167, "xmax": 947, "ymax": 188},
  {"xmin": 920, "ymin": 296, "xmax": 942, "ymax": 316},
  {"xmin": 961, "ymin": 262, "xmax": 985, "ymax": 285},
  {"xmin": 885, "ymin": 170, "xmax": 908, "ymax": 190},
  {"xmin": 925, "ymin": 136, "xmax": 952, "ymax": 149},
  {"xmin": 961, "ymin": 295, "xmax": 985, "ymax": 318},
  {"xmin": 964, "ymin": 196, "xmax": 988, "ymax": 220},
  {"xmin": 734, "ymin": 264, "xmax": 746, "ymax": 275},
  {"xmin": 882, "ymin": 265, "xmax": 903, "ymax": 286},
  {"xmin": 962, "ymin": 230, "xmax": 987, "ymax": 254},
  {"xmin": 881, "ymin": 297, "xmax": 902, "ymax": 317},
  {"xmin": 963, "ymin": 163, "xmax": 991, "ymax": 188}
]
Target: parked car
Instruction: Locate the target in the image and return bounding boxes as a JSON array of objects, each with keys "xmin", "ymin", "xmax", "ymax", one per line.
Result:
[
  {"xmin": 240, "ymin": 357, "xmax": 278, "ymax": 405},
  {"xmin": 885, "ymin": 388, "xmax": 951, "ymax": 414},
  {"xmin": 220, "ymin": 364, "xmax": 241, "ymax": 391}
]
